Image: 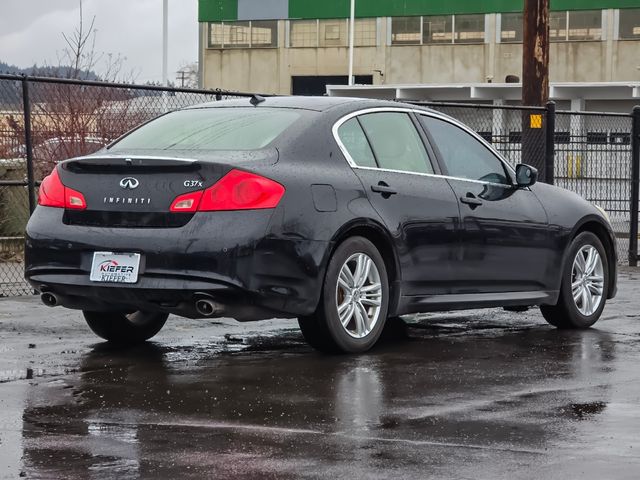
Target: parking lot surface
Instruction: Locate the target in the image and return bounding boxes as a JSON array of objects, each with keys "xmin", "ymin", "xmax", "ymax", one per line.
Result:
[{"xmin": 1, "ymin": 267, "xmax": 639, "ymax": 479}]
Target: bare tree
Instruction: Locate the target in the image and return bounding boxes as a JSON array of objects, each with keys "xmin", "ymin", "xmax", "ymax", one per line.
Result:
[
  {"xmin": 20, "ymin": 0, "xmax": 140, "ymax": 179},
  {"xmin": 60, "ymin": 0, "xmax": 98, "ymax": 79},
  {"xmin": 38, "ymin": 0, "xmax": 136, "ymax": 82}
]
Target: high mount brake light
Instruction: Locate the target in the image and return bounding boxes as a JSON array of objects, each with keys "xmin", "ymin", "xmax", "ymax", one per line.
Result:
[
  {"xmin": 169, "ymin": 169, "xmax": 285, "ymax": 212},
  {"xmin": 38, "ymin": 167, "xmax": 87, "ymax": 210}
]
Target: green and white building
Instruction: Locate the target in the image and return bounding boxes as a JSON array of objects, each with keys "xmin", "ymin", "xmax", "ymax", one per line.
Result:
[{"xmin": 198, "ymin": 0, "xmax": 640, "ymax": 96}]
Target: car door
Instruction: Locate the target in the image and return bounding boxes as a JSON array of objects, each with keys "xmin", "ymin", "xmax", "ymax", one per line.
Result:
[
  {"xmin": 335, "ymin": 110, "xmax": 460, "ymax": 296},
  {"xmin": 418, "ymin": 113, "xmax": 551, "ymax": 294}
]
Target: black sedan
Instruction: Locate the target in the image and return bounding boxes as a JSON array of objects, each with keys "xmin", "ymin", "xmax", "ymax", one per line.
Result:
[{"xmin": 25, "ymin": 96, "xmax": 617, "ymax": 353}]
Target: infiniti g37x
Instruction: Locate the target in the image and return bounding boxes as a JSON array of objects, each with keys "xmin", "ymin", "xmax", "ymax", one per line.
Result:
[{"xmin": 25, "ymin": 97, "xmax": 617, "ymax": 353}]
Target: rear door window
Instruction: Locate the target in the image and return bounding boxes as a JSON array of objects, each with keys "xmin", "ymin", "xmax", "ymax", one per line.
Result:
[
  {"xmin": 336, "ymin": 118, "xmax": 377, "ymax": 168},
  {"xmin": 358, "ymin": 112, "xmax": 434, "ymax": 174}
]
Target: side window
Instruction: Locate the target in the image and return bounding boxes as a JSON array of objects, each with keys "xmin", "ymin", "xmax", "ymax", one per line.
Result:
[
  {"xmin": 420, "ymin": 115, "xmax": 510, "ymax": 185},
  {"xmin": 358, "ymin": 112, "xmax": 434, "ymax": 174},
  {"xmin": 337, "ymin": 118, "xmax": 377, "ymax": 168}
]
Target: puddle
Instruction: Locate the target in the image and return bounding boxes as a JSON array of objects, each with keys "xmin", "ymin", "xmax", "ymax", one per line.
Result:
[{"xmin": 567, "ymin": 401, "xmax": 607, "ymax": 420}]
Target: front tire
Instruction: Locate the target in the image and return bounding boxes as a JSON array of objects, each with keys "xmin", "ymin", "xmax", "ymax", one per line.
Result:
[
  {"xmin": 83, "ymin": 310, "xmax": 168, "ymax": 344},
  {"xmin": 540, "ymin": 232, "xmax": 609, "ymax": 329},
  {"xmin": 299, "ymin": 236, "xmax": 389, "ymax": 353}
]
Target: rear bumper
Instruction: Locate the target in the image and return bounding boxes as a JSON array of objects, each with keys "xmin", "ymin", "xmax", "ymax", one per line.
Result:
[
  {"xmin": 25, "ymin": 207, "xmax": 331, "ymax": 319},
  {"xmin": 31, "ymin": 281, "xmax": 284, "ymax": 321}
]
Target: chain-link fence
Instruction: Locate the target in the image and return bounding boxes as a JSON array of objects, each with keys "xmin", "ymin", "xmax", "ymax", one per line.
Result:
[
  {"xmin": 0, "ymin": 74, "xmax": 253, "ymax": 296},
  {"xmin": 554, "ymin": 111, "xmax": 634, "ymax": 262},
  {"xmin": 1, "ymin": 77, "xmax": 639, "ymax": 296},
  {"xmin": 413, "ymin": 101, "xmax": 638, "ymax": 263},
  {"xmin": 0, "ymin": 77, "xmax": 29, "ymax": 296}
]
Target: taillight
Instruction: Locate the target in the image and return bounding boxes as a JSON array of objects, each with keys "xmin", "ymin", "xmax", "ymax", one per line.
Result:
[
  {"xmin": 38, "ymin": 169, "xmax": 65, "ymax": 208},
  {"xmin": 199, "ymin": 170, "xmax": 284, "ymax": 211},
  {"xmin": 169, "ymin": 169, "xmax": 285, "ymax": 213},
  {"xmin": 38, "ymin": 167, "xmax": 87, "ymax": 210}
]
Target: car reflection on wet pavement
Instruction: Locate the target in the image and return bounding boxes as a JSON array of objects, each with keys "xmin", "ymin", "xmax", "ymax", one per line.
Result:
[{"xmin": 1, "ymin": 268, "xmax": 640, "ymax": 479}]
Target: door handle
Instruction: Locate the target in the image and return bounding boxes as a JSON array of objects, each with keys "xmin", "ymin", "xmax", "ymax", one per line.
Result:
[
  {"xmin": 371, "ymin": 182, "xmax": 397, "ymax": 196},
  {"xmin": 460, "ymin": 194, "xmax": 483, "ymax": 207}
]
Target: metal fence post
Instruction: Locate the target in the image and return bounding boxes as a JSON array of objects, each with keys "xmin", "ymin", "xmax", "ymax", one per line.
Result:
[
  {"xmin": 544, "ymin": 101, "xmax": 555, "ymax": 185},
  {"xmin": 21, "ymin": 75, "xmax": 36, "ymax": 214},
  {"xmin": 630, "ymin": 106, "xmax": 640, "ymax": 267}
]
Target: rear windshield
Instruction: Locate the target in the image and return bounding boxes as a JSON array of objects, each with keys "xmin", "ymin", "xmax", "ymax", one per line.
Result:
[{"xmin": 109, "ymin": 107, "xmax": 301, "ymax": 151}]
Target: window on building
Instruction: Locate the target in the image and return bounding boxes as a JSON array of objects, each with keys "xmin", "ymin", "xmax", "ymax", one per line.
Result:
[
  {"xmin": 319, "ymin": 19, "xmax": 347, "ymax": 47},
  {"xmin": 500, "ymin": 13, "xmax": 523, "ymax": 42},
  {"xmin": 550, "ymin": 11, "xmax": 568, "ymax": 41},
  {"xmin": 423, "ymin": 15, "xmax": 453, "ymax": 44},
  {"xmin": 290, "ymin": 20, "xmax": 318, "ymax": 47},
  {"xmin": 587, "ymin": 132, "xmax": 608, "ymax": 144},
  {"xmin": 208, "ymin": 21, "xmax": 278, "ymax": 48},
  {"xmin": 555, "ymin": 131, "xmax": 571, "ymax": 144},
  {"xmin": 619, "ymin": 8, "xmax": 640, "ymax": 40},
  {"xmin": 610, "ymin": 132, "xmax": 631, "ymax": 145},
  {"xmin": 455, "ymin": 14, "xmax": 485, "ymax": 43},
  {"xmin": 568, "ymin": 10, "xmax": 602, "ymax": 41},
  {"xmin": 478, "ymin": 131, "xmax": 493, "ymax": 142},
  {"xmin": 209, "ymin": 23, "xmax": 224, "ymax": 48},
  {"xmin": 550, "ymin": 10, "xmax": 602, "ymax": 42},
  {"xmin": 391, "ymin": 17, "xmax": 421, "ymax": 45},
  {"xmin": 354, "ymin": 18, "xmax": 377, "ymax": 46},
  {"xmin": 394, "ymin": 14, "xmax": 483, "ymax": 45},
  {"xmin": 251, "ymin": 20, "xmax": 278, "ymax": 47},
  {"xmin": 289, "ymin": 18, "xmax": 377, "ymax": 48},
  {"xmin": 223, "ymin": 21, "xmax": 250, "ymax": 48}
]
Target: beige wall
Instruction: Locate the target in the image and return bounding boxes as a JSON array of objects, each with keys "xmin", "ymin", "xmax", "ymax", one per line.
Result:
[
  {"xmin": 494, "ymin": 42, "xmax": 612, "ymax": 83},
  {"xmin": 612, "ymin": 41, "xmax": 640, "ymax": 81},
  {"xmin": 201, "ymin": 15, "xmax": 640, "ymax": 94}
]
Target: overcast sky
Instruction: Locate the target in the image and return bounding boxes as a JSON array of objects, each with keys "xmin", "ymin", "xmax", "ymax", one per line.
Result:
[{"xmin": 0, "ymin": 0, "xmax": 198, "ymax": 84}]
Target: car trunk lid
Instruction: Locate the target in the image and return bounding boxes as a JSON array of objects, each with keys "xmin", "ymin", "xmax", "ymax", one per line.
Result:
[{"xmin": 56, "ymin": 151, "xmax": 276, "ymax": 227}]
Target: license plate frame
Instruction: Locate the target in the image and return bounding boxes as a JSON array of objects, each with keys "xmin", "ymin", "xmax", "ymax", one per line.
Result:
[{"xmin": 90, "ymin": 252, "xmax": 141, "ymax": 284}]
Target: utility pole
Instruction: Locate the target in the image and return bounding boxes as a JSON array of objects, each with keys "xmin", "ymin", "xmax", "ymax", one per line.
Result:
[
  {"xmin": 177, "ymin": 70, "xmax": 187, "ymax": 87},
  {"xmin": 522, "ymin": 0, "xmax": 550, "ymax": 181},
  {"xmin": 348, "ymin": 0, "xmax": 355, "ymax": 85},
  {"xmin": 162, "ymin": 0, "xmax": 169, "ymax": 86}
]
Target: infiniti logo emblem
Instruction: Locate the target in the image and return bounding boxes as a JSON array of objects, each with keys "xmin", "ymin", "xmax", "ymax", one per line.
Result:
[{"xmin": 119, "ymin": 177, "xmax": 139, "ymax": 189}]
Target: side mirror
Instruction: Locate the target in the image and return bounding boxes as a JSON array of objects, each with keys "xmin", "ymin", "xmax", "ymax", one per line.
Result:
[{"xmin": 515, "ymin": 164, "xmax": 538, "ymax": 187}]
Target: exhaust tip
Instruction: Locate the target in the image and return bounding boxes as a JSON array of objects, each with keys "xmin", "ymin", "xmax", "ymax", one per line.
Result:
[
  {"xmin": 195, "ymin": 299, "xmax": 217, "ymax": 317},
  {"xmin": 41, "ymin": 292, "xmax": 58, "ymax": 307}
]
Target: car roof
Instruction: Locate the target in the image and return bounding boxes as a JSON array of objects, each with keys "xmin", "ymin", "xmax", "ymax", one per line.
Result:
[{"xmin": 185, "ymin": 95, "xmax": 414, "ymax": 113}]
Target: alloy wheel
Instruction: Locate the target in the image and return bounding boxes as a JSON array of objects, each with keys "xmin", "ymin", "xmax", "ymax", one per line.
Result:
[
  {"xmin": 571, "ymin": 245, "xmax": 605, "ymax": 316},
  {"xmin": 335, "ymin": 253, "xmax": 383, "ymax": 339}
]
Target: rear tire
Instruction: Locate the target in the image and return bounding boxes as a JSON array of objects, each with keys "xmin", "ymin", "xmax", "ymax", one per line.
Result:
[
  {"xmin": 298, "ymin": 236, "xmax": 389, "ymax": 353},
  {"xmin": 298, "ymin": 314, "xmax": 338, "ymax": 352},
  {"xmin": 540, "ymin": 232, "xmax": 609, "ymax": 329},
  {"xmin": 83, "ymin": 310, "xmax": 168, "ymax": 344}
]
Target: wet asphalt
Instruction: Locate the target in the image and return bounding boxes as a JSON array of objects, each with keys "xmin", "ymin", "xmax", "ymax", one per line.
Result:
[{"xmin": 1, "ymin": 268, "xmax": 640, "ymax": 479}]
